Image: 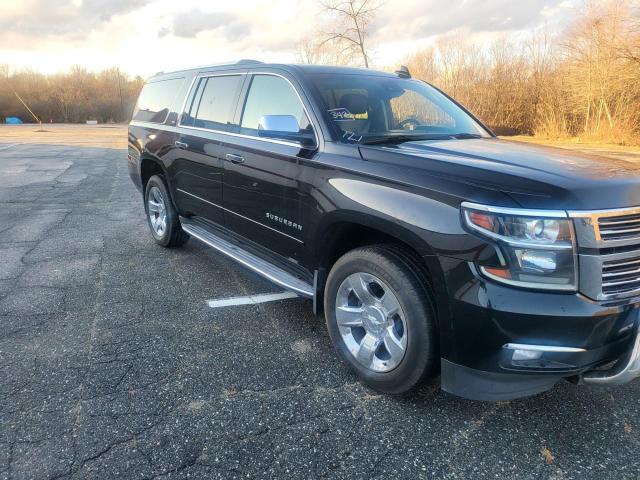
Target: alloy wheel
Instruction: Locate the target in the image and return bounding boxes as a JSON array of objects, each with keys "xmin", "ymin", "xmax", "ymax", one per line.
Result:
[
  {"xmin": 335, "ymin": 272, "xmax": 407, "ymax": 372},
  {"xmin": 147, "ymin": 185, "xmax": 167, "ymax": 237}
]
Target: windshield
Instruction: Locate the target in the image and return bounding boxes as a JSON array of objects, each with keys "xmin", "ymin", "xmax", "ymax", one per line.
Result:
[{"xmin": 309, "ymin": 73, "xmax": 490, "ymax": 144}]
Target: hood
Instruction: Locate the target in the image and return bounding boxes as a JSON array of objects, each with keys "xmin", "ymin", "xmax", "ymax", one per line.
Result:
[{"xmin": 358, "ymin": 138, "xmax": 640, "ymax": 211}]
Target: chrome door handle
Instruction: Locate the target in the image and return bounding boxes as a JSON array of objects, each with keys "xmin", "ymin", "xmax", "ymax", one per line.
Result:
[
  {"xmin": 174, "ymin": 141, "xmax": 189, "ymax": 149},
  {"xmin": 225, "ymin": 153, "xmax": 245, "ymax": 165}
]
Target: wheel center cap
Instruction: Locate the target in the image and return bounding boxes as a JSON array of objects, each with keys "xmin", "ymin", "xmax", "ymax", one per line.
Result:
[{"xmin": 362, "ymin": 306, "xmax": 386, "ymax": 334}]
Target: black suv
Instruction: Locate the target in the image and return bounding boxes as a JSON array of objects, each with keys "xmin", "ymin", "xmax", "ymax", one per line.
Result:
[{"xmin": 128, "ymin": 60, "xmax": 640, "ymax": 401}]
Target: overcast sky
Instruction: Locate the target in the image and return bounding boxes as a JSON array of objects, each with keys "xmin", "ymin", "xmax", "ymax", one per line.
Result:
[{"xmin": 0, "ymin": 0, "xmax": 578, "ymax": 77}]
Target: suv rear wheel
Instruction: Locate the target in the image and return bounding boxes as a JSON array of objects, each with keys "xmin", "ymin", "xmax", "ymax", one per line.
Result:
[
  {"xmin": 144, "ymin": 175, "xmax": 189, "ymax": 248},
  {"xmin": 324, "ymin": 245, "xmax": 438, "ymax": 394}
]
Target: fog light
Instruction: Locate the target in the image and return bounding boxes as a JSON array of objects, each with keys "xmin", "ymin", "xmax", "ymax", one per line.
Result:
[
  {"xmin": 512, "ymin": 349, "xmax": 543, "ymax": 361},
  {"xmin": 516, "ymin": 250, "xmax": 557, "ymax": 273}
]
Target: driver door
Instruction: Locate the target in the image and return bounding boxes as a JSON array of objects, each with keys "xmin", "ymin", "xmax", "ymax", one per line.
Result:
[{"xmin": 221, "ymin": 73, "xmax": 318, "ymax": 260}]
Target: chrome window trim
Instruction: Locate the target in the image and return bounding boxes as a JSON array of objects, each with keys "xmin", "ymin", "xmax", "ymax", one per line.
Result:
[
  {"xmin": 127, "ymin": 121, "xmax": 313, "ymax": 151},
  {"xmin": 178, "ymin": 72, "xmax": 246, "ymax": 133},
  {"xmin": 461, "ymin": 201, "xmax": 568, "ymax": 218},
  {"xmin": 176, "ymin": 188, "xmax": 304, "ymax": 244},
  {"xmin": 177, "ymin": 71, "xmax": 320, "ymax": 150},
  {"xmin": 242, "ymin": 71, "xmax": 320, "ymax": 148},
  {"xmin": 177, "ymin": 74, "xmax": 199, "ymax": 125},
  {"xmin": 177, "ymin": 124, "xmax": 311, "ymax": 149}
]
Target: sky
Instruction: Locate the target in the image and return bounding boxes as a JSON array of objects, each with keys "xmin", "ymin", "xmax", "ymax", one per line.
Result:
[{"xmin": 0, "ymin": 0, "xmax": 578, "ymax": 77}]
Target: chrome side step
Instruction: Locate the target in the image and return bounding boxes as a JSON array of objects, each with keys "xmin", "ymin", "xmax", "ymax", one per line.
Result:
[{"xmin": 180, "ymin": 217, "xmax": 314, "ymax": 298}]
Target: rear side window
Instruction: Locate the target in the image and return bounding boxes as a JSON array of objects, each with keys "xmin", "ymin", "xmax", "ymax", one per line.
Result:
[
  {"xmin": 239, "ymin": 75, "xmax": 314, "ymax": 143},
  {"xmin": 132, "ymin": 78, "xmax": 184, "ymax": 123},
  {"xmin": 191, "ymin": 75, "xmax": 243, "ymax": 132}
]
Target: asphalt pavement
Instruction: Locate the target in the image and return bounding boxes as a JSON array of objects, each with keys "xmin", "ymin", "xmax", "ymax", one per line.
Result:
[{"xmin": 0, "ymin": 126, "xmax": 639, "ymax": 479}]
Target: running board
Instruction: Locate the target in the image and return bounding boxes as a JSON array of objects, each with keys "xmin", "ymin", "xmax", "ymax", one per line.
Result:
[{"xmin": 180, "ymin": 217, "xmax": 314, "ymax": 298}]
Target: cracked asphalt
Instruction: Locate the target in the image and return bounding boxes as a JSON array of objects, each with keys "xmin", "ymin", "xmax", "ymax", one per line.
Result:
[{"xmin": 1, "ymin": 125, "xmax": 639, "ymax": 479}]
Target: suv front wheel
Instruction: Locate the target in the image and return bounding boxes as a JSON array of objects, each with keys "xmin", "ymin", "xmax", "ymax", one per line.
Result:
[{"xmin": 324, "ymin": 245, "xmax": 438, "ymax": 394}]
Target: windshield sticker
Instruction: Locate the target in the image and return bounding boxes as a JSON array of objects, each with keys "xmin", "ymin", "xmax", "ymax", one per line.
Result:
[
  {"xmin": 342, "ymin": 131, "xmax": 363, "ymax": 143},
  {"xmin": 328, "ymin": 108, "xmax": 368, "ymax": 121}
]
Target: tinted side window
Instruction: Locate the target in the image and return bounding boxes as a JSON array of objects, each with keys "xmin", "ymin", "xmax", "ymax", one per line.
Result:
[
  {"xmin": 132, "ymin": 78, "xmax": 184, "ymax": 123},
  {"xmin": 240, "ymin": 75, "xmax": 314, "ymax": 144},
  {"xmin": 193, "ymin": 75, "xmax": 243, "ymax": 132}
]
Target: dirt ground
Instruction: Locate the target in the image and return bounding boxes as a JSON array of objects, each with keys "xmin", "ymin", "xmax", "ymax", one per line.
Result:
[{"xmin": 0, "ymin": 124, "xmax": 127, "ymax": 148}]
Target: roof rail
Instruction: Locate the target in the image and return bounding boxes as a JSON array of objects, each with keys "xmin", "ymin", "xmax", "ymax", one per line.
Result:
[
  {"xmin": 149, "ymin": 59, "xmax": 264, "ymax": 78},
  {"xmin": 236, "ymin": 59, "xmax": 263, "ymax": 65}
]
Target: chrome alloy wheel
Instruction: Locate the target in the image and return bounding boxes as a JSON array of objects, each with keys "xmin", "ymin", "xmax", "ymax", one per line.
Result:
[
  {"xmin": 147, "ymin": 186, "xmax": 167, "ymax": 237},
  {"xmin": 335, "ymin": 272, "xmax": 407, "ymax": 372}
]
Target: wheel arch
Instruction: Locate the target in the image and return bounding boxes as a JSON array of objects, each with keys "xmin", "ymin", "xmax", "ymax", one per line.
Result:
[
  {"xmin": 140, "ymin": 155, "xmax": 168, "ymax": 191},
  {"xmin": 312, "ymin": 211, "xmax": 449, "ymax": 329},
  {"xmin": 139, "ymin": 155, "xmax": 180, "ymax": 212}
]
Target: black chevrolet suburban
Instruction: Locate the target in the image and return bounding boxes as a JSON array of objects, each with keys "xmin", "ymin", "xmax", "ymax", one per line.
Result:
[{"xmin": 128, "ymin": 60, "xmax": 640, "ymax": 400}]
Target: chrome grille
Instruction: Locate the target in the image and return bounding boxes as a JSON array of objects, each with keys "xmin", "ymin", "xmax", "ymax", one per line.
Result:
[
  {"xmin": 570, "ymin": 206, "xmax": 640, "ymax": 301},
  {"xmin": 602, "ymin": 255, "xmax": 640, "ymax": 297},
  {"xmin": 598, "ymin": 213, "xmax": 640, "ymax": 241}
]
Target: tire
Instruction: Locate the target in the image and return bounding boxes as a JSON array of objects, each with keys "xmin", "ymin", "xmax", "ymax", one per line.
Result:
[
  {"xmin": 324, "ymin": 245, "xmax": 438, "ymax": 394},
  {"xmin": 144, "ymin": 175, "xmax": 190, "ymax": 248}
]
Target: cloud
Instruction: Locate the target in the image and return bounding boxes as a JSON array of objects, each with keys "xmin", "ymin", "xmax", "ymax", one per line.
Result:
[
  {"xmin": 81, "ymin": 0, "xmax": 151, "ymax": 21},
  {"xmin": 371, "ymin": 0, "xmax": 572, "ymax": 41},
  {"xmin": 0, "ymin": 0, "xmax": 580, "ymax": 75},
  {"xmin": 164, "ymin": 9, "xmax": 251, "ymax": 40},
  {"xmin": 0, "ymin": 0, "xmax": 151, "ymax": 38}
]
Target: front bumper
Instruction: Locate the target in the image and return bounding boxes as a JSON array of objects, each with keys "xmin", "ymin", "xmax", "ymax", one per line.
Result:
[
  {"xmin": 582, "ymin": 319, "xmax": 640, "ymax": 386},
  {"xmin": 441, "ymin": 323, "xmax": 640, "ymax": 401},
  {"xmin": 438, "ymin": 255, "xmax": 640, "ymax": 400}
]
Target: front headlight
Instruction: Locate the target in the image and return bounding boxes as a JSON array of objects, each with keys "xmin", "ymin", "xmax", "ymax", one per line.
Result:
[{"xmin": 461, "ymin": 202, "xmax": 577, "ymax": 291}]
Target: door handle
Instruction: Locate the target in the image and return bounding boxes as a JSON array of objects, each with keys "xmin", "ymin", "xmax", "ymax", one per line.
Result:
[
  {"xmin": 225, "ymin": 153, "xmax": 245, "ymax": 165},
  {"xmin": 174, "ymin": 141, "xmax": 189, "ymax": 149}
]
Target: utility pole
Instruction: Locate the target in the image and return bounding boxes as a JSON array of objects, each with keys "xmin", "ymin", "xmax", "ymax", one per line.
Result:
[{"xmin": 12, "ymin": 90, "xmax": 42, "ymax": 128}]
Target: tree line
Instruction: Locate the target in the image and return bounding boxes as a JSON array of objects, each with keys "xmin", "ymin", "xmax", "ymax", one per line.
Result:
[
  {"xmin": 301, "ymin": 0, "xmax": 640, "ymax": 144},
  {"xmin": 0, "ymin": 66, "xmax": 144, "ymax": 124},
  {"xmin": 1, "ymin": 0, "xmax": 638, "ymax": 143}
]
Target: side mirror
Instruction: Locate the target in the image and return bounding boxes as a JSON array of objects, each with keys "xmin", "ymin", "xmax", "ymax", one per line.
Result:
[
  {"xmin": 257, "ymin": 114, "xmax": 316, "ymax": 148},
  {"xmin": 258, "ymin": 115, "xmax": 300, "ymax": 135}
]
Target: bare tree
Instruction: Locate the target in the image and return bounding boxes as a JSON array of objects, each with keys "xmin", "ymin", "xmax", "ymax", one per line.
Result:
[
  {"xmin": 0, "ymin": 66, "xmax": 143, "ymax": 124},
  {"xmin": 297, "ymin": 34, "xmax": 354, "ymax": 65},
  {"xmin": 317, "ymin": 0, "xmax": 381, "ymax": 68},
  {"xmin": 399, "ymin": 0, "xmax": 640, "ymax": 143},
  {"xmin": 618, "ymin": 0, "xmax": 640, "ymax": 64}
]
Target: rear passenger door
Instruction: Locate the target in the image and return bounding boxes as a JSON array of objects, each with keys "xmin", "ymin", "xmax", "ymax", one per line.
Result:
[
  {"xmin": 221, "ymin": 72, "xmax": 319, "ymax": 259},
  {"xmin": 170, "ymin": 72, "xmax": 246, "ymax": 225}
]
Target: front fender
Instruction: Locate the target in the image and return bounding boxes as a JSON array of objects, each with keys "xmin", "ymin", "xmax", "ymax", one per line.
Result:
[{"xmin": 321, "ymin": 177, "xmax": 473, "ymax": 256}]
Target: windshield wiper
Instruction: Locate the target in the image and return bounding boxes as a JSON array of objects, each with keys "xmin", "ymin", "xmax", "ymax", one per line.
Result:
[
  {"xmin": 449, "ymin": 133, "xmax": 483, "ymax": 139},
  {"xmin": 360, "ymin": 134, "xmax": 450, "ymax": 145}
]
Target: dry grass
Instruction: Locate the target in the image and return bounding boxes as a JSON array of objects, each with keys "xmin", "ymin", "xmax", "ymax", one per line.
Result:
[
  {"xmin": 503, "ymin": 135, "xmax": 640, "ymax": 164},
  {"xmin": 506, "ymin": 135, "xmax": 640, "ymax": 151},
  {"xmin": 540, "ymin": 446, "xmax": 555, "ymax": 465}
]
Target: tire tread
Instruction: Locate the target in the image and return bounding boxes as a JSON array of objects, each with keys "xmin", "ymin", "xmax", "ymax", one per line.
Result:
[{"xmin": 324, "ymin": 244, "xmax": 438, "ymax": 395}]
